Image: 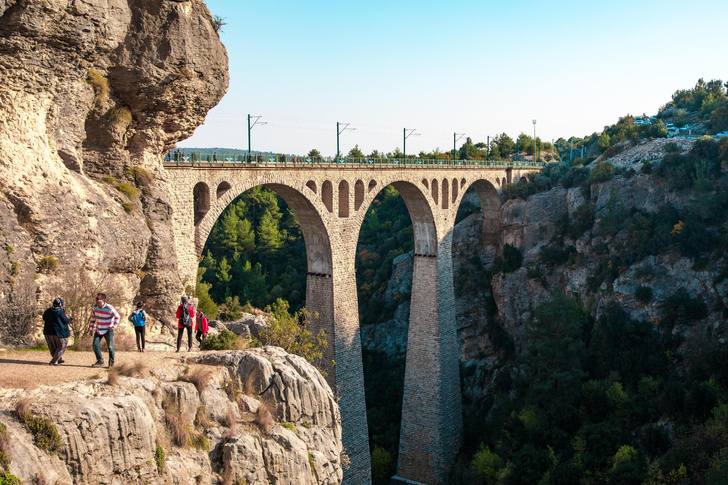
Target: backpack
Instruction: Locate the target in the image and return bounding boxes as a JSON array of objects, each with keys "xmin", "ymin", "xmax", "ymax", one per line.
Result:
[
  {"xmin": 181, "ymin": 303, "xmax": 192, "ymax": 327},
  {"xmin": 131, "ymin": 311, "xmax": 145, "ymax": 327}
]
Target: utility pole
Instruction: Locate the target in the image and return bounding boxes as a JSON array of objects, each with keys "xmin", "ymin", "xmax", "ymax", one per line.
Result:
[
  {"xmin": 403, "ymin": 128, "xmax": 419, "ymax": 160},
  {"xmin": 453, "ymin": 132, "xmax": 466, "ymax": 161},
  {"xmin": 337, "ymin": 122, "xmax": 355, "ymax": 159},
  {"xmin": 487, "ymin": 135, "xmax": 490, "ymax": 161},
  {"xmin": 532, "ymin": 120, "xmax": 537, "ymax": 163},
  {"xmin": 248, "ymin": 115, "xmax": 266, "ymax": 160},
  {"xmin": 569, "ymin": 139, "xmax": 574, "ymax": 164}
]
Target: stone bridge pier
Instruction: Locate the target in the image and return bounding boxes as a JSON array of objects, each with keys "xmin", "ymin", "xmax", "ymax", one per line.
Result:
[{"xmin": 164, "ymin": 163, "xmax": 539, "ymax": 484}]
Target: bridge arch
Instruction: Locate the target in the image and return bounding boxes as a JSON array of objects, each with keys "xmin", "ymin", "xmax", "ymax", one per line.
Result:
[
  {"xmin": 193, "ymin": 176, "xmax": 333, "ymax": 278},
  {"xmin": 193, "ymin": 182, "xmax": 210, "ymax": 226}
]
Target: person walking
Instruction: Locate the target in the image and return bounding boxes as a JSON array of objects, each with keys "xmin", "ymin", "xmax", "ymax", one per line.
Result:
[
  {"xmin": 128, "ymin": 301, "xmax": 148, "ymax": 352},
  {"xmin": 89, "ymin": 293, "xmax": 120, "ymax": 368},
  {"xmin": 195, "ymin": 310, "xmax": 209, "ymax": 345},
  {"xmin": 176, "ymin": 296, "xmax": 195, "ymax": 352},
  {"xmin": 42, "ymin": 297, "xmax": 71, "ymax": 365}
]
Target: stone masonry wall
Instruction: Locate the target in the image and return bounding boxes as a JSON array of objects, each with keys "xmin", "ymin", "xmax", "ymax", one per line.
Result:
[{"xmin": 162, "ymin": 164, "xmax": 539, "ymax": 485}]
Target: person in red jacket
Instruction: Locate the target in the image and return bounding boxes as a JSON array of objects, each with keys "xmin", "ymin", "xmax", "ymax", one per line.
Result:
[
  {"xmin": 195, "ymin": 310, "xmax": 209, "ymax": 345},
  {"xmin": 175, "ymin": 296, "xmax": 195, "ymax": 352}
]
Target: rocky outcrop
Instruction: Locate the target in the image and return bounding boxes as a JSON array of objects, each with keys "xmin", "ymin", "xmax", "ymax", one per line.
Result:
[
  {"xmin": 0, "ymin": 0, "xmax": 229, "ymax": 333},
  {"xmin": 0, "ymin": 348, "xmax": 343, "ymax": 484}
]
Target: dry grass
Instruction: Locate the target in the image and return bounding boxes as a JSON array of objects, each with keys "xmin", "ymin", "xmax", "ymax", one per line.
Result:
[
  {"xmin": 163, "ymin": 399, "xmax": 192, "ymax": 447},
  {"xmin": 106, "ymin": 368, "xmax": 119, "ymax": 386},
  {"xmin": 106, "ymin": 361, "xmax": 145, "ymax": 386},
  {"xmin": 223, "ymin": 375, "xmax": 240, "ymax": 402},
  {"xmin": 194, "ymin": 406, "xmax": 215, "ymax": 431},
  {"xmin": 254, "ymin": 403, "xmax": 274, "ymax": 434},
  {"xmin": 13, "ymin": 399, "xmax": 32, "ymax": 422},
  {"xmin": 224, "ymin": 406, "xmax": 237, "ymax": 429},
  {"xmin": 242, "ymin": 371, "xmax": 258, "ymax": 397},
  {"xmin": 178, "ymin": 367, "xmax": 213, "ymax": 394}
]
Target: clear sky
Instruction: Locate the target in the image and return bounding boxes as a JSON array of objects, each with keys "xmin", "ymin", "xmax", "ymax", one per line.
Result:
[{"xmin": 178, "ymin": 0, "xmax": 728, "ymax": 157}]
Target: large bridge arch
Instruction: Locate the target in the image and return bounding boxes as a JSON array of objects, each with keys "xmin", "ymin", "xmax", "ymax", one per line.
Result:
[{"xmin": 193, "ymin": 175, "xmax": 333, "ymax": 272}]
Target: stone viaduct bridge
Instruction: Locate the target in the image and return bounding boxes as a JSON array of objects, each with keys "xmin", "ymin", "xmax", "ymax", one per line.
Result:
[{"xmin": 164, "ymin": 159, "xmax": 541, "ymax": 485}]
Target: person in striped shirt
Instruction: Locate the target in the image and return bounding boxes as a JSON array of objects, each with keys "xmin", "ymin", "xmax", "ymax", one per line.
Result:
[{"xmin": 89, "ymin": 293, "xmax": 120, "ymax": 368}]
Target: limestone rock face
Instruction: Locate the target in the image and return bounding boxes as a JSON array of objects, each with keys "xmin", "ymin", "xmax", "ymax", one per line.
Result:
[
  {"xmin": 0, "ymin": 0, "xmax": 229, "ymax": 330},
  {"xmin": 0, "ymin": 348, "xmax": 343, "ymax": 485}
]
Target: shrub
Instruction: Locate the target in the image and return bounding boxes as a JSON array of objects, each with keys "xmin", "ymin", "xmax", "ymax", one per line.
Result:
[
  {"xmin": 200, "ymin": 328, "xmax": 239, "ymax": 350},
  {"xmin": 128, "ymin": 166, "xmax": 153, "ymax": 186},
  {"xmin": 500, "ymin": 244, "xmax": 522, "ymax": 273},
  {"xmin": 470, "ymin": 444, "xmax": 505, "ymax": 483},
  {"xmin": 190, "ymin": 434, "xmax": 209, "ymax": 451},
  {"xmin": 121, "ymin": 202, "xmax": 134, "ymax": 213},
  {"xmin": 44, "ymin": 267, "xmax": 124, "ymax": 349},
  {"xmin": 109, "ymin": 107, "xmax": 132, "ymax": 130},
  {"xmin": 13, "ymin": 400, "xmax": 63, "ymax": 453},
  {"xmin": 154, "ymin": 445, "xmax": 165, "ymax": 473},
  {"xmin": 590, "ymin": 162, "xmax": 615, "ymax": 184},
  {"xmin": 635, "ymin": 285, "xmax": 653, "ymax": 303},
  {"xmin": 115, "ymin": 183, "xmax": 139, "ymax": 199},
  {"xmin": 0, "ymin": 423, "xmax": 10, "ymax": 471},
  {"xmin": 37, "ymin": 255, "xmax": 58, "ymax": 274},
  {"xmin": 211, "ymin": 15, "xmax": 226, "ymax": 33},
  {"xmin": 259, "ymin": 299, "xmax": 328, "ymax": 367},
  {"xmin": 371, "ymin": 445, "xmax": 395, "ymax": 484},
  {"xmin": 0, "ymin": 281, "xmax": 38, "ymax": 345},
  {"xmin": 665, "ymin": 142, "xmax": 681, "ymax": 153},
  {"xmin": 219, "ymin": 296, "xmax": 243, "ymax": 321},
  {"xmin": 86, "ymin": 69, "xmax": 109, "ymax": 107},
  {"xmin": 561, "ymin": 165, "xmax": 590, "ymax": 189},
  {"xmin": 0, "ymin": 471, "xmax": 21, "ymax": 485},
  {"xmin": 539, "ymin": 243, "xmax": 576, "ymax": 269},
  {"xmin": 571, "ymin": 204, "xmax": 595, "ymax": 238},
  {"xmin": 660, "ymin": 287, "xmax": 708, "ymax": 330},
  {"xmin": 100, "ymin": 176, "xmax": 116, "ymax": 184}
]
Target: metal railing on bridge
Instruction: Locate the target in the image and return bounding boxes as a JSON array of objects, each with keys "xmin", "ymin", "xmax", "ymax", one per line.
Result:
[{"xmin": 163, "ymin": 153, "xmax": 545, "ymax": 169}]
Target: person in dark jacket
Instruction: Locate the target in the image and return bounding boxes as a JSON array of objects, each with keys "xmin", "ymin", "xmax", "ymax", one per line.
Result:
[{"xmin": 42, "ymin": 297, "xmax": 72, "ymax": 365}]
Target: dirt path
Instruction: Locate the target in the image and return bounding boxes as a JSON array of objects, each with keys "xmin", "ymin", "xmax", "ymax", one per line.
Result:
[{"xmin": 0, "ymin": 348, "xmax": 199, "ymax": 390}]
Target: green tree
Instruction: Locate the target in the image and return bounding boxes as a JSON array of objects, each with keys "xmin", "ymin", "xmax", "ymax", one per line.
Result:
[
  {"xmin": 494, "ymin": 133, "xmax": 515, "ymax": 158},
  {"xmin": 520, "ymin": 293, "xmax": 589, "ymax": 407},
  {"xmin": 194, "ymin": 267, "xmax": 219, "ymax": 318},
  {"xmin": 257, "ymin": 210, "xmax": 283, "ymax": 249},
  {"xmin": 307, "ymin": 148, "xmax": 321, "ymax": 158},
  {"xmin": 348, "ymin": 145, "xmax": 365, "ymax": 158},
  {"xmin": 518, "ymin": 133, "xmax": 534, "ymax": 156},
  {"xmin": 597, "ymin": 132, "xmax": 611, "ymax": 153},
  {"xmin": 458, "ymin": 137, "xmax": 478, "ymax": 160}
]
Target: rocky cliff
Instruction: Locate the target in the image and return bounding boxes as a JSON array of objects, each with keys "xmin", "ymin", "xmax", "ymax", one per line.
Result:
[
  {"xmin": 0, "ymin": 347, "xmax": 344, "ymax": 484},
  {"xmin": 365, "ymin": 137, "xmax": 728, "ymax": 402},
  {"xmin": 0, "ymin": 0, "xmax": 229, "ymax": 333}
]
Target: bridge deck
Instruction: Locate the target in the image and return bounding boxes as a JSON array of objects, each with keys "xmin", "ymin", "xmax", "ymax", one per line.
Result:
[{"xmin": 163, "ymin": 157, "xmax": 544, "ymax": 170}]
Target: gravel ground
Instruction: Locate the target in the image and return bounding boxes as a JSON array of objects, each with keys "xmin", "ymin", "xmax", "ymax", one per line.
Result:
[{"xmin": 0, "ymin": 348, "xmax": 198, "ymax": 390}]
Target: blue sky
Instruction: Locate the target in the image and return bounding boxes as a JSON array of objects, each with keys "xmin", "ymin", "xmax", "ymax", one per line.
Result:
[{"xmin": 179, "ymin": 0, "xmax": 728, "ymax": 157}]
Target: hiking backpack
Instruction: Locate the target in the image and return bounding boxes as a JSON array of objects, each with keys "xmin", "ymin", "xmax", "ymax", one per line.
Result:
[
  {"xmin": 181, "ymin": 304, "xmax": 193, "ymax": 327},
  {"xmin": 131, "ymin": 311, "xmax": 145, "ymax": 327}
]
